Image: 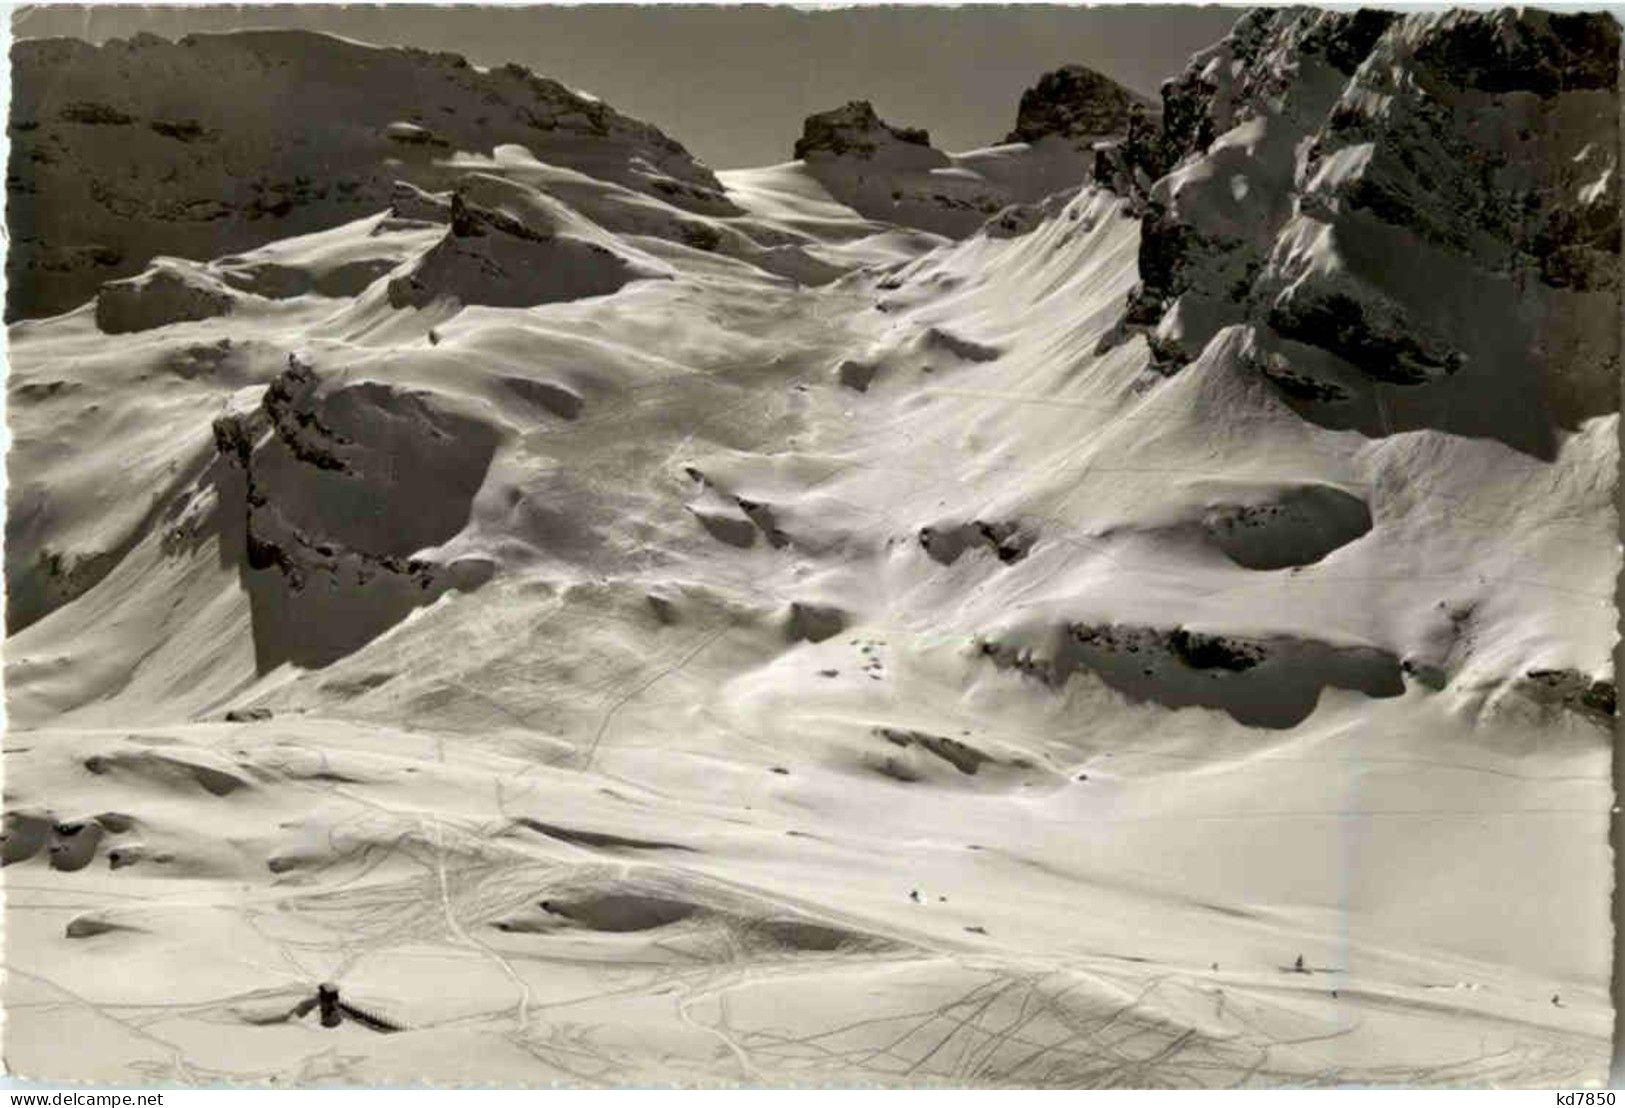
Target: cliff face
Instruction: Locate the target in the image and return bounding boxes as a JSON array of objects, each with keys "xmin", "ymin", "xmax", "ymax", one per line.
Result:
[
  {"xmin": 1097, "ymin": 7, "xmax": 1619, "ymax": 459},
  {"xmin": 6, "ymin": 29, "xmax": 733, "ymax": 320}
]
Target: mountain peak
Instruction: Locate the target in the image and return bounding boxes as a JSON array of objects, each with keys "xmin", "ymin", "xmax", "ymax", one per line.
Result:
[
  {"xmin": 792, "ymin": 100, "xmax": 936, "ymax": 161},
  {"xmin": 1005, "ymin": 63, "xmax": 1155, "ymax": 146}
]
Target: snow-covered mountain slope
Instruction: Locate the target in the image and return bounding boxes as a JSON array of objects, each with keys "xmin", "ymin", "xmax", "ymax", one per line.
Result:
[
  {"xmin": 6, "ymin": 29, "xmax": 735, "ymax": 321},
  {"xmin": 4, "ymin": 12, "xmax": 1618, "ymax": 1087}
]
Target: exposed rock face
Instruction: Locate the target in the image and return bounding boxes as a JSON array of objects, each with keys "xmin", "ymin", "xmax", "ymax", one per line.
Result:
[
  {"xmin": 1518, "ymin": 668, "xmax": 1617, "ymax": 724},
  {"xmin": 94, "ymin": 257, "xmax": 239, "ymax": 334},
  {"xmin": 978, "ymin": 621, "xmax": 1405, "ymax": 730},
  {"xmin": 793, "ymin": 101, "xmax": 936, "ymax": 162},
  {"xmin": 1005, "ymin": 65, "xmax": 1156, "ymax": 147},
  {"xmin": 389, "ymin": 181, "xmax": 454, "ymax": 224},
  {"xmin": 7, "ymin": 548, "xmax": 122, "ymax": 634},
  {"xmin": 1097, "ymin": 7, "xmax": 1620, "ymax": 457},
  {"xmin": 7, "ymin": 29, "xmax": 734, "ymax": 320},
  {"xmin": 210, "ymin": 356, "xmax": 499, "ymax": 670}
]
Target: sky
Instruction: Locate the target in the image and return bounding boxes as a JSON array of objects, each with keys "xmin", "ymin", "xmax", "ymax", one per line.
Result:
[{"xmin": 10, "ymin": 4, "xmax": 1244, "ymax": 168}]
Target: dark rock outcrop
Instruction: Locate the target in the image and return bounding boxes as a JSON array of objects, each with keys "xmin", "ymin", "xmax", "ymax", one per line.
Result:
[
  {"xmin": 94, "ymin": 257, "xmax": 238, "ymax": 333},
  {"xmin": 1518, "ymin": 669, "xmax": 1617, "ymax": 725},
  {"xmin": 1005, "ymin": 65, "xmax": 1155, "ymax": 147},
  {"xmin": 1094, "ymin": 7, "xmax": 1619, "ymax": 456},
  {"xmin": 793, "ymin": 101, "xmax": 934, "ymax": 161},
  {"xmin": 978, "ymin": 621, "xmax": 1405, "ymax": 729},
  {"xmin": 210, "ymin": 356, "xmax": 499, "ymax": 670}
]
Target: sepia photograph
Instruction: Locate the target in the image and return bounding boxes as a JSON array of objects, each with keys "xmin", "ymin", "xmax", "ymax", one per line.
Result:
[{"xmin": 1, "ymin": 0, "xmax": 1620, "ymax": 1091}]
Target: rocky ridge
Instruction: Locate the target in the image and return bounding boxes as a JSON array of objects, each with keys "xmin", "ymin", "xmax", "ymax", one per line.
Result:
[
  {"xmin": 7, "ymin": 29, "xmax": 733, "ymax": 320},
  {"xmin": 1092, "ymin": 7, "xmax": 1619, "ymax": 460},
  {"xmin": 793, "ymin": 100, "xmax": 937, "ymax": 162},
  {"xmin": 788, "ymin": 81, "xmax": 1143, "ymax": 239}
]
